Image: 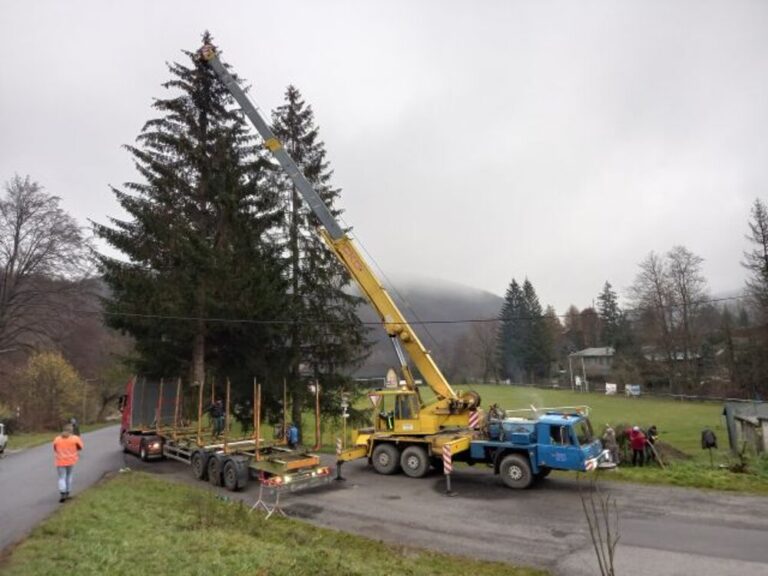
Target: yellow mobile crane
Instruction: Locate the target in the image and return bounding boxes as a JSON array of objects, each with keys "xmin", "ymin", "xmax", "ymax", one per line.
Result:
[{"xmin": 200, "ymin": 43, "xmax": 481, "ymax": 478}]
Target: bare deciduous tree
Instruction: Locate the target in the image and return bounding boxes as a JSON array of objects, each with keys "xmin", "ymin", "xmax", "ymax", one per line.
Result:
[
  {"xmin": 631, "ymin": 248, "xmax": 708, "ymax": 391},
  {"xmin": 667, "ymin": 245, "xmax": 707, "ymax": 381},
  {"xmin": 469, "ymin": 320, "xmax": 499, "ymax": 383},
  {"xmin": 0, "ymin": 175, "xmax": 92, "ymax": 350},
  {"xmin": 743, "ymin": 198, "xmax": 768, "ymax": 324}
]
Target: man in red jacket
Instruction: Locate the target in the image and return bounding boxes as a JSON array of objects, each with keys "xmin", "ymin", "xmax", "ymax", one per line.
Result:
[{"xmin": 630, "ymin": 426, "xmax": 646, "ymax": 467}]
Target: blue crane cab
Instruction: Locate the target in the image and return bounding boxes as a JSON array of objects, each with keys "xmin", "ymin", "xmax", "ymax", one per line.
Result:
[{"xmin": 468, "ymin": 406, "xmax": 612, "ymax": 489}]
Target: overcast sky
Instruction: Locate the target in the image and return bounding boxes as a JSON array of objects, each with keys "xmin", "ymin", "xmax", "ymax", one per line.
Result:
[{"xmin": 2, "ymin": 0, "xmax": 766, "ymax": 313}]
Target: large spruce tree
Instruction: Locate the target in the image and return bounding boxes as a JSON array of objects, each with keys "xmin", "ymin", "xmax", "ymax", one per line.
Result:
[
  {"xmin": 270, "ymin": 85, "xmax": 369, "ymax": 427},
  {"xmin": 597, "ymin": 281, "xmax": 621, "ymax": 347},
  {"xmin": 497, "ymin": 279, "xmax": 525, "ymax": 382},
  {"xmin": 94, "ymin": 34, "xmax": 288, "ymax": 392},
  {"xmin": 521, "ymin": 279, "xmax": 552, "ymax": 380}
]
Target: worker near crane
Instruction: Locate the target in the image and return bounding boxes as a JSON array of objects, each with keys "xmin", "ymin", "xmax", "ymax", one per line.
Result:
[
  {"xmin": 602, "ymin": 424, "xmax": 619, "ymax": 464},
  {"xmin": 629, "ymin": 426, "xmax": 646, "ymax": 467}
]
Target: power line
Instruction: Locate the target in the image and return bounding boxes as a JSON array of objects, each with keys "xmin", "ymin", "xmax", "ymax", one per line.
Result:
[{"xmin": 77, "ymin": 293, "xmax": 749, "ymax": 327}]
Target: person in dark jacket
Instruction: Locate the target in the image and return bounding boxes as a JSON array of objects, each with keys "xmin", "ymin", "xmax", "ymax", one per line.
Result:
[
  {"xmin": 69, "ymin": 417, "xmax": 80, "ymax": 437},
  {"xmin": 209, "ymin": 400, "xmax": 225, "ymax": 438},
  {"xmin": 645, "ymin": 424, "xmax": 658, "ymax": 462},
  {"xmin": 630, "ymin": 426, "xmax": 646, "ymax": 466}
]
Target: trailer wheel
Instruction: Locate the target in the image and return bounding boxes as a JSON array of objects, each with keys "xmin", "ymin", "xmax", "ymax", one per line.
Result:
[
  {"xmin": 371, "ymin": 443, "xmax": 401, "ymax": 475},
  {"xmin": 191, "ymin": 451, "xmax": 209, "ymax": 481},
  {"xmin": 222, "ymin": 459, "xmax": 248, "ymax": 492},
  {"xmin": 499, "ymin": 454, "xmax": 533, "ymax": 489},
  {"xmin": 400, "ymin": 446, "xmax": 430, "ymax": 478},
  {"xmin": 208, "ymin": 456, "xmax": 222, "ymax": 487}
]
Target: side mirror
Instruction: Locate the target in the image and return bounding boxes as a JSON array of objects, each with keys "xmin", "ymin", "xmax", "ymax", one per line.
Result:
[{"xmin": 117, "ymin": 395, "xmax": 126, "ymax": 413}]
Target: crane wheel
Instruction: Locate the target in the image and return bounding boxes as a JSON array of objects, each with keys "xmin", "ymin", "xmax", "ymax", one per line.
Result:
[
  {"xmin": 191, "ymin": 451, "xmax": 209, "ymax": 481},
  {"xmin": 371, "ymin": 443, "xmax": 401, "ymax": 475},
  {"xmin": 400, "ymin": 446, "xmax": 430, "ymax": 478},
  {"xmin": 499, "ymin": 454, "xmax": 533, "ymax": 489},
  {"xmin": 207, "ymin": 456, "xmax": 223, "ymax": 487}
]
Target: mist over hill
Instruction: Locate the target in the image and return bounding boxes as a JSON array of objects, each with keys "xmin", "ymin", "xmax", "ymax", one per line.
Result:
[{"xmin": 351, "ymin": 276, "xmax": 503, "ymax": 379}]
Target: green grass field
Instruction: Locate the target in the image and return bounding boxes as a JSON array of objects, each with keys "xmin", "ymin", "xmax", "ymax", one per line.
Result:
[
  {"xmin": 0, "ymin": 472, "xmax": 545, "ymax": 576},
  {"xmin": 5, "ymin": 422, "xmax": 116, "ymax": 452}
]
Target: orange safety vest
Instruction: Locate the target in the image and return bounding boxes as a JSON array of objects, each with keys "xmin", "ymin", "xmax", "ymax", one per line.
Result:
[{"xmin": 53, "ymin": 434, "xmax": 83, "ymax": 467}]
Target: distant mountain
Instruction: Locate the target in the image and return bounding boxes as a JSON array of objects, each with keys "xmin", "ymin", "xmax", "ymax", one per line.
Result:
[{"xmin": 351, "ymin": 276, "xmax": 503, "ymax": 378}]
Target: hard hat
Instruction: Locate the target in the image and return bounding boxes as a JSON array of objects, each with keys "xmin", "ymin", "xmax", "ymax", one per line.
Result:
[{"xmin": 632, "ymin": 426, "xmax": 640, "ymax": 432}]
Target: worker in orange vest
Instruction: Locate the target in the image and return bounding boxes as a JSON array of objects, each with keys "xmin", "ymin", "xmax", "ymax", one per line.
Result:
[{"xmin": 53, "ymin": 423, "xmax": 84, "ymax": 502}]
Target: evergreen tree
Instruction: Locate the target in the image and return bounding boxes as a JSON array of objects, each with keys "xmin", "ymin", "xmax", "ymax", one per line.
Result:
[
  {"xmin": 270, "ymin": 85, "xmax": 369, "ymax": 427},
  {"xmin": 94, "ymin": 33, "xmax": 288, "ymax": 392},
  {"xmin": 497, "ymin": 279, "xmax": 525, "ymax": 382},
  {"xmin": 521, "ymin": 279, "xmax": 552, "ymax": 381},
  {"xmin": 597, "ymin": 281, "xmax": 622, "ymax": 347}
]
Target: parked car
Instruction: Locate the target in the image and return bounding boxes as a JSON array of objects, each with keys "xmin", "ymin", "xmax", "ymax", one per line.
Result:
[{"xmin": 0, "ymin": 423, "xmax": 8, "ymax": 454}]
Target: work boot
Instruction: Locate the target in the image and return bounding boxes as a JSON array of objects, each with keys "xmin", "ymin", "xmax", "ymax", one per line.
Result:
[{"xmin": 59, "ymin": 493, "xmax": 66, "ymax": 503}]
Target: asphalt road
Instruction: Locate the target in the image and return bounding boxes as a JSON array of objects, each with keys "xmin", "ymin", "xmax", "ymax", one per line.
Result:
[
  {"xmin": 139, "ymin": 456, "xmax": 768, "ymax": 576},
  {"xmin": 0, "ymin": 425, "xmax": 124, "ymax": 551},
  {"xmin": 3, "ymin": 432, "xmax": 768, "ymax": 576}
]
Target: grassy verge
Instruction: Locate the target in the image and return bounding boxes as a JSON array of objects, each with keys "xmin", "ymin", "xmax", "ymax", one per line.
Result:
[
  {"xmin": 7, "ymin": 422, "xmax": 115, "ymax": 452},
  {"xmin": 0, "ymin": 472, "xmax": 546, "ymax": 576}
]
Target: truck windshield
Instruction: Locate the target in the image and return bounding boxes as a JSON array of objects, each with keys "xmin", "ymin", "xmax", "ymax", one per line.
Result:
[{"xmin": 576, "ymin": 420, "xmax": 594, "ymax": 445}]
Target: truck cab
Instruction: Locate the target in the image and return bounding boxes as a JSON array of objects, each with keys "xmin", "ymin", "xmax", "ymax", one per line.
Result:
[{"xmin": 536, "ymin": 414, "xmax": 603, "ymax": 472}]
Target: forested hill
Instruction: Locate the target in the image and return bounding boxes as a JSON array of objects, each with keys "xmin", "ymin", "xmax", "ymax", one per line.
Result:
[{"xmin": 352, "ymin": 277, "xmax": 503, "ymax": 380}]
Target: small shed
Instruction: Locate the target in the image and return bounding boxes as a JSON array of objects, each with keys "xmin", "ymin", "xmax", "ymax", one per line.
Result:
[{"xmin": 722, "ymin": 401, "xmax": 768, "ymax": 454}]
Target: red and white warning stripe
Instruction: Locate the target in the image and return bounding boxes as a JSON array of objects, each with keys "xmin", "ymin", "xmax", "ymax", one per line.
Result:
[
  {"xmin": 442, "ymin": 444, "xmax": 453, "ymax": 475},
  {"xmin": 468, "ymin": 410, "xmax": 480, "ymax": 429}
]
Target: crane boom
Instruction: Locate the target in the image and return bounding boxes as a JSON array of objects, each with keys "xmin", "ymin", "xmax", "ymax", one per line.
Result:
[{"xmin": 200, "ymin": 44, "xmax": 459, "ymax": 402}]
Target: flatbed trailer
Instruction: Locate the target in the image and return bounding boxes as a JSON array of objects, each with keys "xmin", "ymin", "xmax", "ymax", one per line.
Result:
[{"xmin": 119, "ymin": 377, "xmax": 332, "ymax": 492}]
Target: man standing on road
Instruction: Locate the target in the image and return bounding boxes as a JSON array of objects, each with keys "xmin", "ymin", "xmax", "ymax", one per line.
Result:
[{"xmin": 53, "ymin": 424, "xmax": 83, "ymax": 502}]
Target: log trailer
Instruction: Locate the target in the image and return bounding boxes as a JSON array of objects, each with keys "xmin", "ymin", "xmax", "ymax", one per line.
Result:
[
  {"xmin": 199, "ymin": 43, "xmax": 611, "ymax": 489},
  {"xmin": 119, "ymin": 377, "xmax": 331, "ymax": 492}
]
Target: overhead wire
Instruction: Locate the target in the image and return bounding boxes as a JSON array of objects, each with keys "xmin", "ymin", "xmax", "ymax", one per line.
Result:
[{"xmin": 76, "ymin": 293, "xmax": 749, "ymax": 327}]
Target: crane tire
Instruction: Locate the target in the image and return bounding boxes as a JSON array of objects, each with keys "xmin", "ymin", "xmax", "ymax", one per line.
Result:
[
  {"xmin": 499, "ymin": 453, "xmax": 533, "ymax": 489},
  {"xmin": 400, "ymin": 445, "xmax": 430, "ymax": 478},
  {"xmin": 371, "ymin": 443, "xmax": 401, "ymax": 475}
]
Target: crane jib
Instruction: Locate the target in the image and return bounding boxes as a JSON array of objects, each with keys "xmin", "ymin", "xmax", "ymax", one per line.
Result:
[
  {"xmin": 200, "ymin": 44, "xmax": 462, "ymax": 405},
  {"xmin": 204, "ymin": 52, "xmax": 344, "ymax": 240}
]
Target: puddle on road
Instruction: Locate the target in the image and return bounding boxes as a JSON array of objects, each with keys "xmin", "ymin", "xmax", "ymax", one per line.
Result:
[{"xmin": 286, "ymin": 503, "xmax": 324, "ymax": 518}]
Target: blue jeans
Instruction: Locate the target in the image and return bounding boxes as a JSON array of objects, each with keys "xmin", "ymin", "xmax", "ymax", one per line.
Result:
[{"xmin": 57, "ymin": 465, "xmax": 74, "ymax": 494}]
